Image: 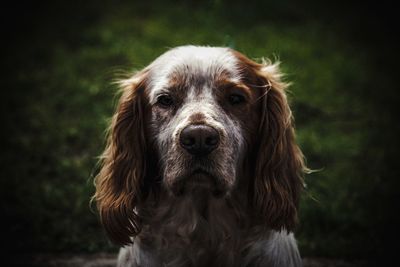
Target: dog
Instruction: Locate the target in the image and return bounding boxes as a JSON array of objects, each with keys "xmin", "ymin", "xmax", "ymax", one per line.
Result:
[{"xmin": 94, "ymin": 45, "xmax": 306, "ymax": 267}]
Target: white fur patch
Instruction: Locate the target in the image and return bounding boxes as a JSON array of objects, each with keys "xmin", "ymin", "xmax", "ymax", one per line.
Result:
[{"xmin": 146, "ymin": 45, "xmax": 241, "ymax": 104}]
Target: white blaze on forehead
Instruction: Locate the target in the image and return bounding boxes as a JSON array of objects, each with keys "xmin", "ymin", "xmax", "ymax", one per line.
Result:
[{"xmin": 146, "ymin": 45, "xmax": 240, "ymax": 103}]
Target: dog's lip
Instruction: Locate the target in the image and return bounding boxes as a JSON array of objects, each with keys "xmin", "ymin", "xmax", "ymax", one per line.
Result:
[
  {"xmin": 190, "ymin": 169, "xmax": 217, "ymax": 181},
  {"xmin": 185, "ymin": 168, "xmax": 215, "ymax": 185},
  {"xmin": 171, "ymin": 168, "xmax": 227, "ymax": 198},
  {"xmin": 192, "ymin": 169, "xmax": 211, "ymax": 175}
]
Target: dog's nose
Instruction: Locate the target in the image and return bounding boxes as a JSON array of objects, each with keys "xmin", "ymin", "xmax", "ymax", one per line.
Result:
[{"xmin": 180, "ymin": 125, "xmax": 220, "ymax": 155}]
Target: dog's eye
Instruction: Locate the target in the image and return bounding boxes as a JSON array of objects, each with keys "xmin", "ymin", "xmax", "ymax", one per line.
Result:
[
  {"xmin": 157, "ymin": 94, "xmax": 174, "ymax": 107},
  {"xmin": 228, "ymin": 94, "xmax": 246, "ymax": 105}
]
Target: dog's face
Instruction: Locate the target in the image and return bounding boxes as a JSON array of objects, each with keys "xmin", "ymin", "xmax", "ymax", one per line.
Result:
[
  {"xmin": 145, "ymin": 47, "xmax": 261, "ymax": 196},
  {"xmin": 94, "ymin": 46, "xmax": 305, "ymax": 245}
]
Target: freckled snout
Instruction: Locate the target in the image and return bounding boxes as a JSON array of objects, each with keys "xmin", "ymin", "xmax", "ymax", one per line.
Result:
[{"xmin": 179, "ymin": 125, "xmax": 220, "ymax": 156}]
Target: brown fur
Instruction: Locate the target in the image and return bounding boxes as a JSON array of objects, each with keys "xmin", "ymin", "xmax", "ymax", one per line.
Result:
[
  {"xmin": 232, "ymin": 50, "xmax": 305, "ymax": 230},
  {"xmin": 93, "ymin": 70, "xmax": 149, "ymax": 245}
]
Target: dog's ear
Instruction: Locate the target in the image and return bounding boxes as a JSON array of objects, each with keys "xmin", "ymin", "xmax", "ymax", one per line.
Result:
[
  {"xmin": 254, "ymin": 61, "xmax": 305, "ymax": 231},
  {"xmin": 234, "ymin": 51, "xmax": 305, "ymax": 231},
  {"xmin": 93, "ymin": 70, "xmax": 148, "ymax": 245}
]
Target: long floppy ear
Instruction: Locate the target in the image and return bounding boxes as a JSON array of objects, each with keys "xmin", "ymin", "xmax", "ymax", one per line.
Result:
[
  {"xmin": 93, "ymin": 70, "xmax": 148, "ymax": 245},
  {"xmin": 232, "ymin": 50, "xmax": 306, "ymax": 231},
  {"xmin": 253, "ymin": 60, "xmax": 305, "ymax": 231}
]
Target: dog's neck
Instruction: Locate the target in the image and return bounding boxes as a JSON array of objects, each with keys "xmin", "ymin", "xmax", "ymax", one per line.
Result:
[{"xmin": 136, "ymin": 185, "xmax": 250, "ymax": 265}]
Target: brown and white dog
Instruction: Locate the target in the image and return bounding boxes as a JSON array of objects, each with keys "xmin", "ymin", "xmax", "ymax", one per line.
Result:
[{"xmin": 94, "ymin": 46, "xmax": 306, "ymax": 267}]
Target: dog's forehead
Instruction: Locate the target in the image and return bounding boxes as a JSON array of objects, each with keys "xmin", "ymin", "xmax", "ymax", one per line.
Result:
[{"xmin": 147, "ymin": 46, "xmax": 241, "ymax": 101}]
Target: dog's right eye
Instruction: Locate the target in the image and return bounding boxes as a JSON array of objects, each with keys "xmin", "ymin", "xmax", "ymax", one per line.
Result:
[
  {"xmin": 228, "ymin": 93, "xmax": 246, "ymax": 105},
  {"xmin": 156, "ymin": 94, "xmax": 174, "ymax": 108}
]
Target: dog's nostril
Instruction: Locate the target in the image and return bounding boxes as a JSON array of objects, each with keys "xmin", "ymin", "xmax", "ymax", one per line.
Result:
[
  {"xmin": 180, "ymin": 125, "xmax": 220, "ymax": 155},
  {"xmin": 181, "ymin": 136, "xmax": 196, "ymax": 147},
  {"xmin": 205, "ymin": 136, "xmax": 218, "ymax": 146}
]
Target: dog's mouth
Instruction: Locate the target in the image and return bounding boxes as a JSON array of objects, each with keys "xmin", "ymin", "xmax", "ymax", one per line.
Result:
[
  {"xmin": 171, "ymin": 168, "xmax": 226, "ymax": 198},
  {"xmin": 189, "ymin": 169, "xmax": 214, "ymax": 186}
]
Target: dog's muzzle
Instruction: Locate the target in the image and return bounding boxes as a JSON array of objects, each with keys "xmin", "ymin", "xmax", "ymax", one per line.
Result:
[{"xmin": 168, "ymin": 124, "xmax": 227, "ymax": 197}]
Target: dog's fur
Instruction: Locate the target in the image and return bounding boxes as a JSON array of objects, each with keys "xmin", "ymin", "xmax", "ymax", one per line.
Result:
[{"xmin": 93, "ymin": 46, "xmax": 306, "ymax": 267}]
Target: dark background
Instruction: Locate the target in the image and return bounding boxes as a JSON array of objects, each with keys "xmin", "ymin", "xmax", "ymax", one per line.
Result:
[{"xmin": 1, "ymin": 0, "xmax": 398, "ymax": 265}]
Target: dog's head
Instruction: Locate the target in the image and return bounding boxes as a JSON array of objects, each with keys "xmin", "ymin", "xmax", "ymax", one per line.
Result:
[{"xmin": 94, "ymin": 46, "xmax": 305, "ymax": 245}]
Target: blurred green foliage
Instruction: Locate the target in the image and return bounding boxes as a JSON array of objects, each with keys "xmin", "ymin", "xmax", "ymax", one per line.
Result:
[{"xmin": 1, "ymin": 0, "xmax": 398, "ymax": 261}]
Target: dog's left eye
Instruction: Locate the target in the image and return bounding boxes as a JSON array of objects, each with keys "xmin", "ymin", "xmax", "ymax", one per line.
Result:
[
  {"xmin": 228, "ymin": 94, "xmax": 246, "ymax": 105},
  {"xmin": 157, "ymin": 94, "xmax": 174, "ymax": 107}
]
